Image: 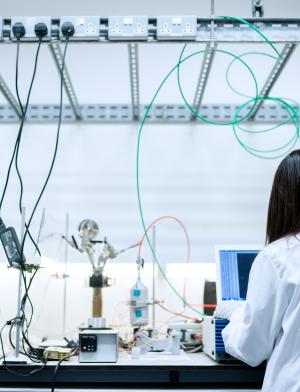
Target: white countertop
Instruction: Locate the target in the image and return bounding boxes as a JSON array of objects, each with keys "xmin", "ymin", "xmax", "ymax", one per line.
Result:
[{"xmin": 55, "ymin": 351, "xmax": 220, "ymax": 367}]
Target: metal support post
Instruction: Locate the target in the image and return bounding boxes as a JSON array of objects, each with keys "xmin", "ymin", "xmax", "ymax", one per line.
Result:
[
  {"xmin": 14, "ymin": 207, "xmax": 26, "ymax": 361},
  {"xmin": 62, "ymin": 213, "xmax": 69, "ymax": 336},
  {"xmin": 251, "ymin": 43, "xmax": 296, "ymax": 119},
  {"xmin": 128, "ymin": 43, "xmax": 140, "ymax": 120},
  {"xmin": 191, "ymin": 45, "xmax": 216, "ymax": 121},
  {"xmin": 152, "ymin": 225, "xmax": 156, "ymax": 329},
  {"xmin": 49, "ymin": 43, "xmax": 82, "ymax": 120},
  {"xmin": 0, "ymin": 75, "xmax": 22, "ymax": 118}
]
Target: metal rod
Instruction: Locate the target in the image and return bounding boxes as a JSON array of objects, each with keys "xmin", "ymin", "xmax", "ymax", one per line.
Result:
[
  {"xmin": 210, "ymin": 0, "xmax": 216, "ymax": 49},
  {"xmin": 48, "ymin": 42, "xmax": 82, "ymax": 120},
  {"xmin": 128, "ymin": 43, "xmax": 140, "ymax": 120},
  {"xmin": 152, "ymin": 225, "xmax": 156, "ymax": 329},
  {"xmin": 14, "ymin": 271, "xmax": 23, "ymax": 359},
  {"xmin": 0, "ymin": 75, "xmax": 22, "ymax": 118},
  {"xmin": 0, "ymin": 103, "xmax": 295, "ymax": 123},
  {"xmin": 251, "ymin": 43, "xmax": 296, "ymax": 119},
  {"xmin": 62, "ymin": 213, "xmax": 69, "ymax": 336},
  {"xmin": 15, "ymin": 207, "xmax": 26, "ymax": 359},
  {"xmin": 211, "ymin": 0, "xmax": 215, "ymax": 15},
  {"xmin": 34, "ymin": 208, "xmax": 45, "ymax": 256},
  {"xmin": 191, "ymin": 44, "xmax": 216, "ymax": 121}
]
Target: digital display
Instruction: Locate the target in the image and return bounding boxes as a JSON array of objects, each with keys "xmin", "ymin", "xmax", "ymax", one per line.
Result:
[{"xmin": 81, "ymin": 335, "xmax": 97, "ymax": 352}]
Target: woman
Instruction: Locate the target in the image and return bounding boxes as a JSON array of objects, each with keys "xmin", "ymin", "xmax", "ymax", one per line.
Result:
[{"xmin": 215, "ymin": 149, "xmax": 300, "ymax": 391}]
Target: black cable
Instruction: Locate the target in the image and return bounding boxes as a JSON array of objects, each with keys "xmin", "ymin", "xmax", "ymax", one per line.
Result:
[
  {"xmin": 19, "ymin": 269, "xmax": 43, "ymax": 361},
  {"xmin": 8, "ymin": 321, "xmax": 40, "ymax": 363},
  {"xmin": 0, "ymin": 38, "xmax": 44, "ymax": 364},
  {"xmin": 0, "ymin": 39, "xmax": 25, "ymax": 209},
  {"xmin": 0, "ymin": 34, "xmax": 70, "ymax": 378},
  {"xmin": 21, "ymin": 38, "xmax": 70, "ymax": 255},
  {"xmin": 15, "ymin": 40, "xmax": 24, "ymax": 117},
  {"xmin": 14, "ymin": 38, "xmax": 43, "ymax": 256},
  {"xmin": 24, "ymin": 294, "xmax": 34, "ymax": 333},
  {"xmin": 4, "ymin": 329, "xmax": 46, "ymax": 374},
  {"xmin": 0, "ymin": 38, "xmax": 42, "ymax": 256},
  {"xmin": 1, "ymin": 269, "xmax": 43, "ymax": 369},
  {"xmin": 18, "ymin": 37, "xmax": 71, "ymax": 373},
  {"xmin": 51, "ymin": 351, "xmax": 75, "ymax": 392},
  {"xmin": 0, "ymin": 321, "xmax": 47, "ymax": 377},
  {"xmin": 5, "ymin": 38, "xmax": 70, "ymax": 367},
  {"xmin": 20, "ymin": 269, "xmax": 38, "ymax": 313},
  {"xmin": 6, "ymin": 270, "xmax": 43, "ymax": 364}
]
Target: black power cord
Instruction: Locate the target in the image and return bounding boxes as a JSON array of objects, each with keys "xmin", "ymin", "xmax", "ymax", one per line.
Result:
[
  {"xmin": 14, "ymin": 22, "xmax": 48, "ymax": 255},
  {"xmin": 17, "ymin": 24, "xmax": 74, "ymax": 378},
  {"xmin": 51, "ymin": 350, "xmax": 76, "ymax": 392},
  {"xmin": 0, "ymin": 22, "xmax": 52, "ymax": 377},
  {"xmin": 3, "ymin": 37, "xmax": 45, "ymax": 368},
  {"xmin": 0, "ymin": 270, "xmax": 47, "ymax": 376},
  {"xmin": 0, "ymin": 21, "xmax": 74, "ymax": 379},
  {"xmin": 14, "ymin": 23, "xmax": 49, "ymax": 245},
  {"xmin": 20, "ymin": 25, "xmax": 73, "ymax": 256},
  {"xmin": 14, "ymin": 37, "xmax": 42, "ymax": 256},
  {"xmin": 0, "ymin": 25, "xmax": 48, "ymax": 367},
  {"xmin": 0, "ymin": 321, "xmax": 47, "ymax": 377},
  {"xmin": 0, "ymin": 30, "xmax": 47, "ymax": 255},
  {"xmin": 0, "ymin": 39, "xmax": 45, "ymax": 374}
]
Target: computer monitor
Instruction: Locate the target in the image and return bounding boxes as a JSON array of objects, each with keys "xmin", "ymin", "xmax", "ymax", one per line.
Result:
[{"xmin": 215, "ymin": 245, "xmax": 261, "ymax": 303}]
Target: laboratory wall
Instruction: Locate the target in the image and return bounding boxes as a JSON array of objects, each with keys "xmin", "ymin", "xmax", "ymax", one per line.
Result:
[{"xmin": 0, "ymin": 120, "xmax": 283, "ymax": 262}]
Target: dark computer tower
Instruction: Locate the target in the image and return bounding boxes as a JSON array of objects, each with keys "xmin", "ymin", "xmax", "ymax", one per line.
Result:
[{"xmin": 204, "ymin": 280, "xmax": 216, "ymax": 316}]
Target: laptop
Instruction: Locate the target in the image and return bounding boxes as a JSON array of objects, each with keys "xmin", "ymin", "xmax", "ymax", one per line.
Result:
[{"xmin": 215, "ymin": 245, "xmax": 261, "ymax": 303}]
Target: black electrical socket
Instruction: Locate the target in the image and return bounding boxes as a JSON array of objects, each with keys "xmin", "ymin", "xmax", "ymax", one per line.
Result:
[
  {"xmin": 12, "ymin": 22, "xmax": 26, "ymax": 39},
  {"xmin": 61, "ymin": 22, "xmax": 75, "ymax": 37},
  {"xmin": 35, "ymin": 22, "xmax": 48, "ymax": 38}
]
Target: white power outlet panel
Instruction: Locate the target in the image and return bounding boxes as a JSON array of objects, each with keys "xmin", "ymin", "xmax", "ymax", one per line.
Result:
[
  {"xmin": 157, "ymin": 16, "xmax": 197, "ymax": 40},
  {"xmin": 11, "ymin": 17, "xmax": 51, "ymax": 40},
  {"xmin": 60, "ymin": 16, "xmax": 100, "ymax": 40},
  {"xmin": 0, "ymin": 18, "xmax": 3, "ymax": 40},
  {"xmin": 108, "ymin": 16, "xmax": 148, "ymax": 40}
]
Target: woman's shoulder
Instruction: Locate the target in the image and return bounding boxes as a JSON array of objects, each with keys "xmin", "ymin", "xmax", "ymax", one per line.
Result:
[
  {"xmin": 262, "ymin": 236, "xmax": 296, "ymax": 255},
  {"xmin": 258, "ymin": 235, "xmax": 300, "ymax": 273}
]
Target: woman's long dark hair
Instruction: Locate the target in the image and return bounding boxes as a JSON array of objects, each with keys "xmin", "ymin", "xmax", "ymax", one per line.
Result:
[{"xmin": 266, "ymin": 149, "xmax": 300, "ymax": 244}]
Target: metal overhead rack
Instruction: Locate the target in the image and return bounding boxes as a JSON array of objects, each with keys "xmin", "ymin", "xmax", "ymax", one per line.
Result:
[
  {"xmin": 49, "ymin": 42, "xmax": 82, "ymax": 120},
  {"xmin": 0, "ymin": 16, "xmax": 299, "ymax": 124}
]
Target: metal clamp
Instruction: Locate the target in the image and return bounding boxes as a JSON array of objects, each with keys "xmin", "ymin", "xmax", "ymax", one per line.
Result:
[{"xmin": 252, "ymin": 0, "xmax": 264, "ymax": 17}]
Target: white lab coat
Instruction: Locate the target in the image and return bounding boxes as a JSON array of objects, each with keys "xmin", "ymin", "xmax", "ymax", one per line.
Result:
[{"xmin": 222, "ymin": 235, "xmax": 300, "ymax": 392}]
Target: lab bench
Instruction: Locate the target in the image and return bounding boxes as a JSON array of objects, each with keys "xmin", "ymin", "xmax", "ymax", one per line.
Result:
[{"xmin": 0, "ymin": 353, "xmax": 265, "ymax": 389}]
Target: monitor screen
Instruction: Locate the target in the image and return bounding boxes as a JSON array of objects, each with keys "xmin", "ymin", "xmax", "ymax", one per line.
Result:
[{"xmin": 218, "ymin": 249, "xmax": 259, "ymax": 301}]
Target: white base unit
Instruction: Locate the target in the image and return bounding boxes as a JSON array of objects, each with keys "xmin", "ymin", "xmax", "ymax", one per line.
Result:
[{"xmin": 79, "ymin": 329, "xmax": 118, "ymax": 363}]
